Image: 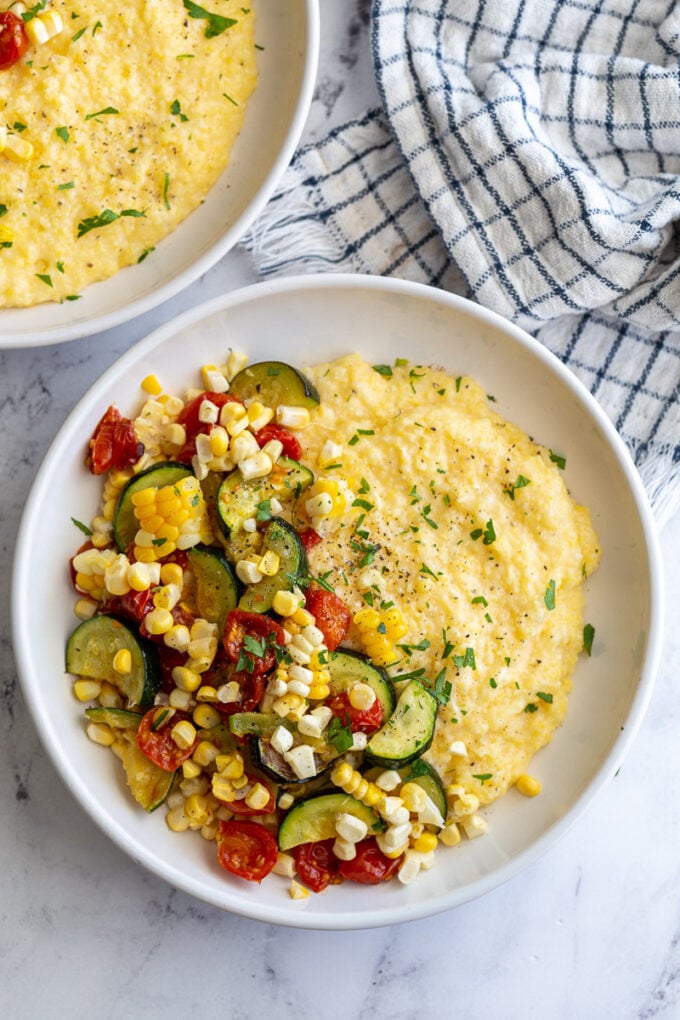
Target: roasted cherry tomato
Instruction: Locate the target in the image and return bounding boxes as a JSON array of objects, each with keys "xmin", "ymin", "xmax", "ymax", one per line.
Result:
[
  {"xmin": 293, "ymin": 838, "xmax": 340, "ymax": 893},
  {"xmin": 0, "ymin": 12, "xmax": 28, "ymax": 71},
  {"xmin": 86, "ymin": 405, "xmax": 144, "ymax": 475},
  {"xmin": 136, "ymin": 708, "xmax": 197, "ymax": 771},
  {"xmin": 224, "ymin": 774, "xmax": 276, "ymax": 816},
  {"xmin": 176, "ymin": 392, "xmax": 243, "ymax": 461},
  {"xmin": 303, "ymin": 585, "xmax": 352, "ymax": 651},
  {"xmin": 327, "ymin": 690, "xmax": 384, "ymax": 734},
  {"xmin": 254, "ymin": 423, "xmax": 302, "ymax": 461},
  {"xmin": 337, "ymin": 838, "xmax": 401, "ymax": 885},
  {"xmin": 101, "ymin": 587, "xmax": 154, "ymax": 625},
  {"xmin": 298, "ymin": 527, "xmax": 322, "ymax": 552},
  {"xmin": 217, "ymin": 819, "xmax": 278, "ymax": 882},
  {"xmin": 222, "ymin": 609, "xmax": 285, "ymax": 677}
]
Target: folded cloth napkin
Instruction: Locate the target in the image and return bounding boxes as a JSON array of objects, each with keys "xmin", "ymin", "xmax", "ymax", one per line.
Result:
[{"xmin": 245, "ymin": 0, "xmax": 680, "ymax": 526}]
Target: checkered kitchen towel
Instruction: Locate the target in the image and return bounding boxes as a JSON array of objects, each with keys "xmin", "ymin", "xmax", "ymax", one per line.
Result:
[{"xmin": 245, "ymin": 0, "xmax": 680, "ymax": 526}]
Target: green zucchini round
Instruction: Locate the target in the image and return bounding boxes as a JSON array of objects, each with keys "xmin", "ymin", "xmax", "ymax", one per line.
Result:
[
  {"xmin": 66, "ymin": 614, "xmax": 160, "ymax": 709},
  {"xmin": 113, "ymin": 461, "xmax": 192, "ymax": 551},
  {"xmin": 228, "ymin": 361, "xmax": 320, "ymax": 409}
]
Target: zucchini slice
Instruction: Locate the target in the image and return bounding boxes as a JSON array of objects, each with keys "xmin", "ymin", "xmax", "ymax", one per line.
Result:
[
  {"xmin": 120, "ymin": 739, "xmax": 175, "ymax": 812},
  {"xmin": 238, "ymin": 518, "xmax": 308, "ymax": 613},
  {"xmin": 113, "ymin": 461, "xmax": 192, "ymax": 551},
  {"xmin": 66, "ymin": 614, "xmax": 160, "ymax": 709},
  {"xmin": 326, "ymin": 649, "xmax": 396, "ymax": 720},
  {"xmin": 228, "ymin": 712, "xmax": 294, "ymax": 738},
  {"xmin": 278, "ymin": 791, "xmax": 381, "ymax": 851},
  {"xmin": 365, "ymin": 679, "xmax": 437, "ymax": 768},
  {"xmin": 228, "ymin": 361, "xmax": 320, "ymax": 409},
  {"xmin": 85, "ymin": 707, "xmax": 142, "ymax": 730},
  {"xmin": 216, "ymin": 457, "xmax": 313, "ymax": 538},
  {"xmin": 251, "ymin": 735, "xmax": 330, "ymax": 786},
  {"xmin": 185, "ymin": 544, "xmax": 240, "ymax": 633}
]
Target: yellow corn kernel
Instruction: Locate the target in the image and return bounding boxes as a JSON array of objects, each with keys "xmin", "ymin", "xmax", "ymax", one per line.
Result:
[
  {"xmin": 192, "ymin": 740, "xmax": 219, "ymax": 767},
  {"xmin": 272, "ymin": 693, "xmax": 306, "ymax": 721},
  {"xmin": 362, "ymin": 634, "xmax": 394, "ymax": 666},
  {"xmin": 208, "ymin": 425, "xmax": 230, "ymax": 457},
  {"xmin": 308, "ymin": 682, "xmax": 330, "ymax": 701},
  {"xmin": 245, "ymin": 783, "xmax": 271, "ymax": 811},
  {"xmin": 439, "ymin": 822, "xmax": 462, "ymax": 847},
  {"xmin": 141, "ymin": 374, "xmax": 163, "ymax": 396},
  {"xmin": 412, "ymin": 832, "xmax": 438, "ymax": 854},
  {"xmin": 74, "ymin": 599, "xmax": 97, "ymax": 621},
  {"xmin": 215, "ymin": 752, "xmax": 245, "ymax": 780},
  {"xmin": 184, "ymin": 794, "xmax": 210, "ymax": 826},
  {"xmin": 515, "ymin": 774, "xmax": 542, "ymax": 798},
  {"xmin": 112, "ymin": 649, "xmax": 132, "ymax": 675},
  {"xmin": 231, "ymin": 774, "xmax": 249, "ymax": 790},
  {"xmin": 171, "ymin": 720, "xmax": 196, "ymax": 750},
  {"xmin": 131, "ymin": 487, "xmax": 156, "ymax": 508},
  {"xmin": 212, "ymin": 774, "xmax": 236, "ymax": 803},
  {"xmin": 193, "ymin": 704, "xmax": 221, "ymax": 729},
  {"xmin": 400, "ymin": 782, "xmax": 428, "ymax": 814},
  {"xmin": 73, "ymin": 679, "xmax": 102, "ymax": 702},
  {"xmin": 200, "ymin": 820, "xmax": 219, "ymax": 841},
  {"xmin": 349, "ymin": 683, "xmax": 376, "ymax": 712},
  {"xmin": 166, "ymin": 806, "xmax": 190, "ymax": 832},
  {"xmin": 36, "ymin": 10, "xmax": 63, "ymax": 39},
  {"xmin": 289, "ymin": 879, "xmax": 310, "ymax": 900},
  {"xmin": 331, "ymin": 762, "xmax": 383, "ymax": 808},
  {"xmin": 292, "ymin": 608, "xmax": 315, "ymax": 628},
  {"xmin": 353, "ymin": 607, "xmax": 381, "ymax": 631},
  {"xmin": 258, "ymin": 550, "xmax": 280, "ymax": 577},
  {"xmin": 383, "ymin": 608, "xmax": 408, "ymax": 640},
  {"xmin": 144, "ymin": 607, "xmax": 174, "ymax": 635},
  {"xmin": 160, "ymin": 562, "xmax": 184, "ymax": 587},
  {"xmin": 182, "ymin": 759, "xmax": 202, "ymax": 780},
  {"xmin": 381, "ymin": 841, "xmax": 410, "ymax": 860},
  {"xmin": 195, "ymin": 684, "xmax": 218, "ymax": 702},
  {"xmin": 272, "ymin": 590, "xmax": 300, "ymax": 617},
  {"xmin": 86, "ymin": 722, "xmax": 114, "ymax": 747},
  {"xmin": 171, "ymin": 666, "xmax": 201, "ymax": 693},
  {"xmin": 98, "ymin": 682, "xmax": 123, "ymax": 709}
]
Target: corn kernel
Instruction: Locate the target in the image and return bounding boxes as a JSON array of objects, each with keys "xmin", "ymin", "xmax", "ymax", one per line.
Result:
[
  {"xmin": 292, "ymin": 608, "xmax": 315, "ymax": 628},
  {"xmin": 191, "ymin": 704, "xmax": 219, "ymax": 730},
  {"xmin": 258, "ymin": 550, "xmax": 280, "ymax": 577},
  {"xmin": 439, "ymin": 822, "xmax": 461, "ymax": 847},
  {"xmin": 412, "ymin": 831, "xmax": 438, "ymax": 854},
  {"xmin": 515, "ymin": 774, "xmax": 542, "ymax": 797},
  {"xmin": 308, "ymin": 682, "xmax": 330, "ymax": 701},
  {"xmin": 289, "ymin": 878, "xmax": 310, "ymax": 900},
  {"xmin": 182, "ymin": 759, "xmax": 202, "ymax": 780},
  {"xmin": 245, "ymin": 783, "xmax": 271, "ymax": 811},
  {"xmin": 171, "ymin": 666, "xmax": 201, "ymax": 693},
  {"xmin": 141, "ymin": 374, "xmax": 163, "ymax": 396},
  {"xmin": 144, "ymin": 607, "xmax": 174, "ymax": 635},
  {"xmin": 272, "ymin": 589, "xmax": 300, "ymax": 617},
  {"xmin": 98, "ymin": 682, "xmax": 123, "ymax": 709},
  {"xmin": 196, "ymin": 685, "xmax": 218, "ymax": 702},
  {"xmin": 112, "ymin": 648, "xmax": 132, "ymax": 675},
  {"xmin": 171, "ymin": 720, "xmax": 196, "ymax": 750},
  {"xmin": 215, "ymin": 752, "xmax": 245, "ymax": 779},
  {"xmin": 160, "ymin": 562, "xmax": 184, "ymax": 587},
  {"xmin": 86, "ymin": 722, "xmax": 114, "ymax": 747},
  {"xmin": 74, "ymin": 599, "xmax": 97, "ymax": 621},
  {"xmin": 184, "ymin": 794, "xmax": 210, "ymax": 826},
  {"xmin": 166, "ymin": 806, "xmax": 190, "ymax": 832},
  {"xmin": 192, "ymin": 740, "xmax": 219, "ymax": 767},
  {"xmin": 73, "ymin": 679, "xmax": 102, "ymax": 702},
  {"xmin": 212, "ymin": 774, "xmax": 236, "ymax": 803},
  {"xmin": 349, "ymin": 682, "xmax": 376, "ymax": 712}
]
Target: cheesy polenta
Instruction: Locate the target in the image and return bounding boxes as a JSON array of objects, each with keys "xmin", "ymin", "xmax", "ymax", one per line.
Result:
[
  {"xmin": 302, "ymin": 354, "xmax": 601, "ymax": 808},
  {"xmin": 0, "ymin": 0, "xmax": 257, "ymax": 306}
]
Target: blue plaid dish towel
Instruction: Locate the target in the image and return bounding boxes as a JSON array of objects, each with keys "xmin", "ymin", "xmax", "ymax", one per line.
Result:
[{"xmin": 245, "ymin": 0, "xmax": 680, "ymax": 525}]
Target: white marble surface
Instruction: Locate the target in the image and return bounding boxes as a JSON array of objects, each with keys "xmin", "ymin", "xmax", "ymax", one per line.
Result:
[{"xmin": 1, "ymin": 3, "xmax": 679, "ymax": 1017}]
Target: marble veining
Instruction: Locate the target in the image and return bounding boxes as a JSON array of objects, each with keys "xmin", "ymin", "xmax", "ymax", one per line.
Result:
[{"xmin": 1, "ymin": 4, "xmax": 679, "ymax": 1019}]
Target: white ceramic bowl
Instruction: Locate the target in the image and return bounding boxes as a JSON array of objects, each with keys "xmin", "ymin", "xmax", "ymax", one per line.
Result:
[
  {"xmin": 0, "ymin": 2, "xmax": 319, "ymax": 349},
  {"xmin": 12, "ymin": 275, "xmax": 663, "ymax": 929}
]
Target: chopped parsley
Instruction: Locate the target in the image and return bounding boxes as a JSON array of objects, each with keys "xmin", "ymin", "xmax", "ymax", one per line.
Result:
[
  {"xmin": 35, "ymin": 273, "xmax": 53, "ymax": 288},
  {"xmin": 537, "ymin": 691, "xmax": 553, "ymax": 704},
  {"xmin": 222, "ymin": 92, "xmax": 238, "ymax": 106},
  {"xmin": 72, "ymin": 26, "xmax": 88, "ymax": 41},
  {"xmin": 137, "ymin": 247, "xmax": 155, "ymax": 263},
  {"xmin": 471, "ymin": 595, "xmax": 488, "ymax": 607},
  {"xmin": 170, "ymin": 99, "xmax": 189, "ymax": 122},
  {"xmin": 70, "ymin": 517, "xmax": 93, "ymax": 536},
  {"xmin": 544, "ymin": 579, "xmax": 556, "ymax": 611},
  {"xmin": 473, "ymin": 773, "xmax": 492, "ymax": 784},
  {"xmin": 255, "ymin": 499, "xmax": 273, "ymax": 522},
  {"xmin": 57, "ymin": 181, "xmax": 75, "ymax": 191},
  {"xmin": 419, "ymin": 563, "xmax": 439, "ymax": 581},
  {"xmin": 525, "ymin": 703, "xmax": 538, "ymax": 713},
  {"xmin": 452, "ymin": 647, "xmax": 476, "ymax": 670},
  {"xmin": 85, "ymin": 107, "xmax": 119, "ymax": 121},
  {"xmin": 183, "ymin": 0, "xmax": 237, "ymax": 38},
  {"xmin": 56, "ymin": 126, "xmax": 70, "ymax": 144},
  {"xmin": 162, "ymin": 172, "xmax": 171, "ymax": 209},
  {"xmin": 583, "ymin": 623, "xmax": 595, "ymax": 656},
  {"xmin": 77, "ymin": 208, "xmax": 145, "ymax": 237},
  {"xmin": 471, "ymin": 519, "xmax": 496, "ymax": 545},
  {"xmin": 13, "ymin": 122, "xmax": 27, "ymax": 133},
  {"xmin": 429, "ymin": 667, "xmax": 452, "ymax": 705},
  {"xmin": 549, "ymin": 449, "xmax": 566, "ymax": 470},
  {"xmin": 20, "ymin": 2, "xmax": 48, "ymax": 24},
  {"xmin": 372, "ymin": 364, "xmax": 393, "ymax": 378},
  {"xmin": 505, "ymin": 475, "xmax": 531, "ymax": 500},
  {"xmin": 328, "ymin": 717, "xmax": 353, "ymax": 754}
]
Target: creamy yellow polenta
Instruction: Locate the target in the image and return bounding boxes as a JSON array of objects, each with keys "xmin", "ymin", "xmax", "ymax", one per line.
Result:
[
  {"xmin": 0, "ymin": 0, "xmax": 256, "ymax": 306},
  {"xmin": 301, "ymin": 354, "xmax": 601, "ymax": 808}
]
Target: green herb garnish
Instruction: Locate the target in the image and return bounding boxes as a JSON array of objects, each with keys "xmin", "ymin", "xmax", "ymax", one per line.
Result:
[{"xmin": 183, "ymin": 0, "xmax": 237, "ymax": 38}]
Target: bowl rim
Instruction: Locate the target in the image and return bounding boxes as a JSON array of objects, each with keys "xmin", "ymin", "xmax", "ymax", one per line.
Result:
[
  {"xmin": 11, "ymin": 273, "xmax": 665, "ymax": 929},
  {"xmin": 0, "ymin": 1, "xmax": 320, "ymax": 350}
]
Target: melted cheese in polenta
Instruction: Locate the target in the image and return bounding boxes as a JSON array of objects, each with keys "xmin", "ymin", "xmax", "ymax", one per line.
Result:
[
  {"xmin": 0, "ymin": 0, "xmax": 256, "ymax": 306},
  {"xmin": 302, "ymin": 354, "xmax": 601, "ymax": 808}
]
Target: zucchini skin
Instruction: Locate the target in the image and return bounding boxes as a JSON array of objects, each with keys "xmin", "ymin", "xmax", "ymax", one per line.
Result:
[
  {"xmin": 277, "ymin": 791, "xmax": 381, "ymax": 851},
  {"xmin": 66, "ymin": 614, "xmax": 160, "ymax": 709},
  {"xmin": 186, "ymin": 544, "xmax": 241, "ymax": 633},
  {"xmin": 228, "ymin": 361, "xmax": 320, "ymax": 409},
  {"xmin": 364, "ymin": 679, "xmax": 437, "ymax": 768}
]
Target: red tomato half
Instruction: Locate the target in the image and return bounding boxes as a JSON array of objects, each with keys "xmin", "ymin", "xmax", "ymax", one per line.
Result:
[
  {"xmin": 304, "ymin": 585, "xmax": 352, "ymax": 651},
  {"xmin": 225, "ymin": 775, "xmax": 276, "ymax": 816},
  {"xmin": 0, "ymin": 12, "xmax": 27, "ymax": 70},
  {"xmin": 86, "ymin": 405, "xmax": 144, "ymax": 475},
  {"xmin": 222, "ymin": 610, "xmax": 285, "ymax": 677},
  {"xmin": 217, "ymin": 820, "xmax": 278, "ymax": 882},
  {"xmin": 136, "ymin": 709, "xmax": 197, "ymax": 771},
  {"xmin": 176, "ymin": 392, "xmax": 243, "ymax": 461},
  {"xmin": 254, "ymin": 423, "xmax": 302, "ymax": 461},
  {"xmin": 337, "ymin": 838, "xmax": 401, "ymax": 885},
  {"xmin": 101, "ymin": 587, "xmax": 154, "ymax": 625},
  {"xmin": 293, "ymin": 838, "xmax": 340, "ymax": 893},
  {"xmin": 327, "ymin": 690, "xmax": 384, "ymax": 735}
]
